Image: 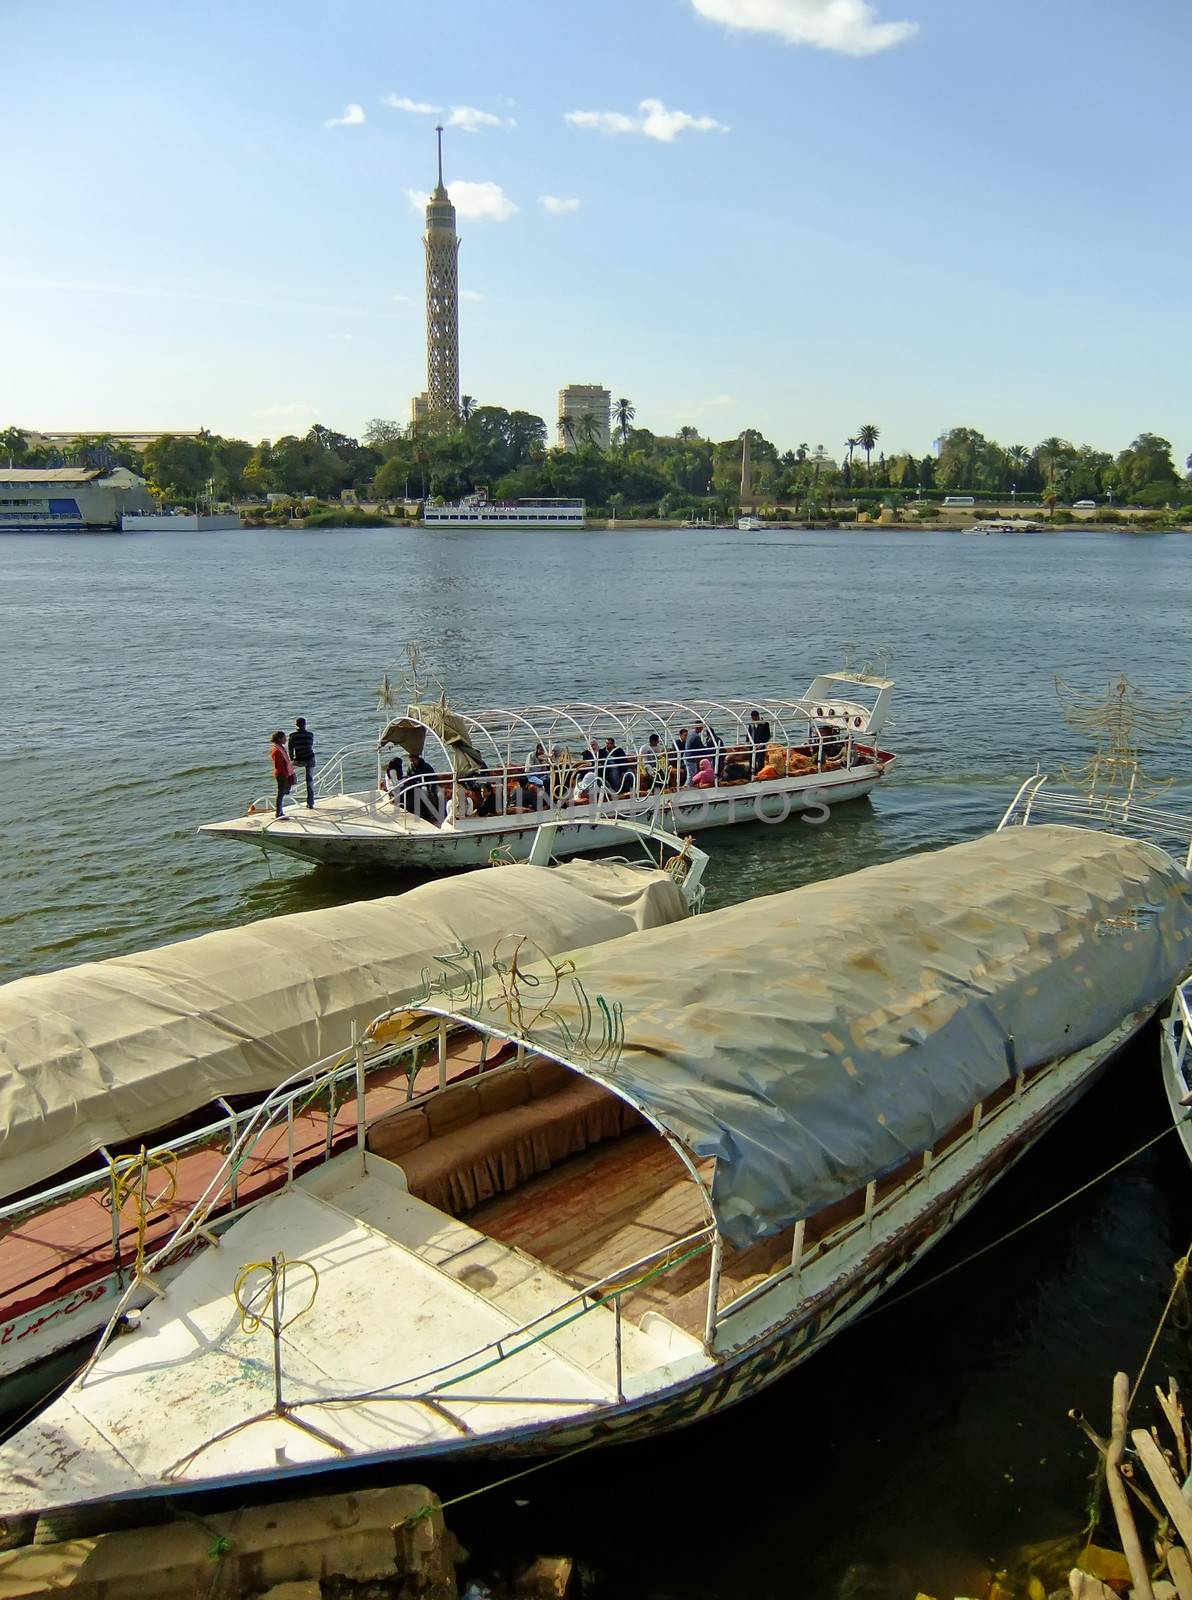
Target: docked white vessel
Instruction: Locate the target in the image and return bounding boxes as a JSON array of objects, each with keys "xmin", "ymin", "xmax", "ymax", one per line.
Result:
[
  {"xmin": 199, "ymin": 671, "xmax": 896, "ymax": 871},
  {"xmin": 3, "ymin": 822, "xmax": 1188, "ymax": 1518},
  {"xmin": 422, "ymin": 493, "xmax": 585, "ymax": 530},
  {"xmin": 737, "ymin": 515, "xmax": 763, "ymax": 532}
]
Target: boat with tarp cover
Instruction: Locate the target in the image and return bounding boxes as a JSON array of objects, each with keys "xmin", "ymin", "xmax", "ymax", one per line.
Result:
[
  {"xmin": 0, "ymin": 821, "xmax": 705, "ymax": 1385},
  {"xmin": 198, "ymin": 669, "xmax": 895, "ymax": 870},
  {"xmin": 3, "ymin": 823, "xmax": 1189, "ymax": 1518}
]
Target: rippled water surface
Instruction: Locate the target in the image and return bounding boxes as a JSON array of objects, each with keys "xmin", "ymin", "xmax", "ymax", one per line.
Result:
[{"xmin": 2, "ymin": 524, "xmax": 1191, "ymax": 1595}]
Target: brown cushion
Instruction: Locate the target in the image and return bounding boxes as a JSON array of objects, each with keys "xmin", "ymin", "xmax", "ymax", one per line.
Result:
[
  {"xmin": 425, "ymin": 1083, "xmax": 479, "ymax": 1136},
  {"xmin": 477, "ymin": 1069, "xmax": 530, "ymax": 1116},
  {"xmin": 367, "ymin": 1107, "xmax": 429, "ymax": 1160},
  {"xmin": 526, "ymin": 1057, "xmax": 572, "ymax": 1099}
]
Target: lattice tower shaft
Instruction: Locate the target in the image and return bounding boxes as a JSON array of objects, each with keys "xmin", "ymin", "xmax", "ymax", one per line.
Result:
[{"xmin": 424, "ymin": 199, "xmax": 460, "ymax": 417}]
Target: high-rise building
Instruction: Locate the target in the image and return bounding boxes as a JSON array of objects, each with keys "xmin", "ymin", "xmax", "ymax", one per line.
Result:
[
  {"xmin": 421, "ymin": 127, "xmax": 460, "ymax": 419},
  {"xmin": 557, "ymin": 385, "xmax": 610, "ymax": 451}
]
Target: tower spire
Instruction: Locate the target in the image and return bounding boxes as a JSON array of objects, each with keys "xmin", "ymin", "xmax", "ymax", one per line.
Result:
[
  {"xmin": 422, "ymin": 124, "xmax": 460, "ymax": 417},
  {"xmin": 435, "ymin": 123, "xmax": 445, "ymax": 194}
]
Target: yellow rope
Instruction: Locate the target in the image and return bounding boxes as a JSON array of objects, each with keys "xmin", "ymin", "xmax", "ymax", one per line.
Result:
[
  {"xmin": 232, "ymin": 1254, "xmax": 320, "ymax": 1335},
  {"xmin": 111, "ymin": 1146, "xmax": 178, "ymax": 1279},
  {"xmin": 1129, "ymin": 1247, "xmax": 1190, "ymax": 1409}
]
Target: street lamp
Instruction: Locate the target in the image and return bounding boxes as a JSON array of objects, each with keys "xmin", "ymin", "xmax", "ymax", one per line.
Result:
[{"xmin": 1011, "ymin": 482, "xmax": 1016, "ymax": 503}]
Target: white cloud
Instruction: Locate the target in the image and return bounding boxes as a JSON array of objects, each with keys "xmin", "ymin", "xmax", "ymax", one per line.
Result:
[
  {"xmin": 448, "ymin": 105, "xmax": 516, "ymax": 133},
  {"xmin": 539, "ymin": 195, "xmax": 581, "ymax": 215},
  {"xmin": 404, "ymin": 181, "xmax": 519, "ymax": 222},
  {"xmin": 384, "ymin": 94, "xmax": 441, "ymax": 115},
  {"xmin": 688, "ymin": 0, "xmax": 917, "ymax": 56},
  {"xmin": 384, "ymin": 97, "xmax": 514, "ymax": 131},
  {"xmin": 324, "ymin": 103, "xmax": 365, "ymax": 128},
  {"xmin": 255, "ymin": 402, "xmax": 319, "ymax": 418},
  {"xmin": 565, "ymin": 98, "xmax": 728, "ymax": 142},
  {"xmin": 460, "ymin": 289, "xmax": 485, "ymax": 301}
]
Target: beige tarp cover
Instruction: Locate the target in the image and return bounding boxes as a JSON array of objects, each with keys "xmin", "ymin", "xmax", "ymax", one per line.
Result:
[
  {"xmin": 0, "ymin": 860, "xmax": 686, "ymax": 1202},
  {"xmin": 449, "ymin": 826, "xmax": 1192, "ymax": 1247}
]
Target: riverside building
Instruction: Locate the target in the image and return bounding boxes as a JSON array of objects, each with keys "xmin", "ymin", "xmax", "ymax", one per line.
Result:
[{"xmin": 557, "ymin": 385, "xmax": 611, "ymax": 451}]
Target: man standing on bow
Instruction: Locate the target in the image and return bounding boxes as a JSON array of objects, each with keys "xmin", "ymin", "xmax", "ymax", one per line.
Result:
[{"xmin": 288, "ymin": 716, "xmax": 316, "ymax": 809}]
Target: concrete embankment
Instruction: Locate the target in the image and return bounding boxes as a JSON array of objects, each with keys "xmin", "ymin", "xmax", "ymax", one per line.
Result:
[{"xmin": 0, "ymin": 1484, "xmax": 460, "ymax": 1600}]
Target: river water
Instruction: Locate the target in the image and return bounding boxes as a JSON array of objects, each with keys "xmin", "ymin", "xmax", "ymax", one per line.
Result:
[{"xmin": 2, "ymin": 525, "xmax": 1191, "ymax": 1596}]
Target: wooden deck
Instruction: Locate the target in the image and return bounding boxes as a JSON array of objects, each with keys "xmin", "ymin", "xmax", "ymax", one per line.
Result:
[{"xmin": 467, "ymin": 1127, "xmax": 796, "ymax": 1335}]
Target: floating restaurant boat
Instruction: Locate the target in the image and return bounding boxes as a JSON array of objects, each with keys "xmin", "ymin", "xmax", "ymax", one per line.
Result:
[
  {"xmin": 421, "ymin": 493, "xmax": 585, "ymax": 530},
  {"xmin": 199, "ymin": 671, "xmax": 896, "ymax": 871},
  {"xmin": 0, "ymin": 821, "xmax": 705, "ymax": 1384},
  {"xmin": 3, "ymin": 822, "xmax": 1188, "ymax": 1518}
]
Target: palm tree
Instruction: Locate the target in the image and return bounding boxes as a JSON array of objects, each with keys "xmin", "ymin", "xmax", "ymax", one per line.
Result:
[
  {"xmin": 0, "ymin": 426, "xmax": 27, "ymax": 467},
  {"xmin": 844, "ymin": 437, "xmax": 860, "ymax": 486},
  {"xmin": 558, "ymin": 414, "xmax": 577, "ymax": 450},
  {"xmin": 795, "ymin": 442, "xmax": 809, "ymax": 462},
  {"xmin": 857, "ymin": 423, "xmax": 880, "ymax": 481},
  {"xmin": 613, "ymin": 397, "xmax": 635, "ymax": 450},
  {"xmin": 459, "ymin": 395, "xmax": 476, "ymax": 424},
  {"xmin": 677, "ymin": 424, "xmax": 699, "ymax": 442},
  {"xmin": 578, "ymin": 411, "xmax": 598, "ymax": 446}
]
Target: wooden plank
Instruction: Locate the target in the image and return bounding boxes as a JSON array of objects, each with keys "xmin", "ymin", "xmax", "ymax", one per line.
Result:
[{"xmin": 1132, "ymin": 1428, "xmax": 1192, "ymax": 1554}]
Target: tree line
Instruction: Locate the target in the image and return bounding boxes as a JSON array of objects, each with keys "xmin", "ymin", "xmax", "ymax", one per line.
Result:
[{"xmin": 2, "ymin": 415, "xmax": 1188, "ymax": 514}]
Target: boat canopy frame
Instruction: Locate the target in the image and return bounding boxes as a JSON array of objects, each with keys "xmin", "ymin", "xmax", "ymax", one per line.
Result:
[{"xmin": 377, "ymin": 674, "xmax": 893, "ymax": 781}]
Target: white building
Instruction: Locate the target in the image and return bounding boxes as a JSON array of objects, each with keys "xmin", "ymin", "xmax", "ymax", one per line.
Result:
[
  {"xmin": 557, "ymin": 385, "xmax": 611, "ymax": 451},
  {"xmin": 0, "ymin": 467, "xmax": 154, "ymax": 532}
]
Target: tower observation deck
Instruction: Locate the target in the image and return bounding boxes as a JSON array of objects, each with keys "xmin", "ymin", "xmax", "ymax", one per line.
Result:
[{"xmin": 423, "ymin": 125, "xmax": 460, "ymax": 418}]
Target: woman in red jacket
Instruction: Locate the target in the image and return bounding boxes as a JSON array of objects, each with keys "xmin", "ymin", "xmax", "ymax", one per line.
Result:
[{"xmin": 269, "ymin": 730, "xmax": 294, "ymax": 817}]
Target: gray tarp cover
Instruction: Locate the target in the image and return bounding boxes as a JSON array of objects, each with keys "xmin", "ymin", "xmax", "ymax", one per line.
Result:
[
  {"xmin": 0, "ymin": 860, "xmax": 686, "ymax": 1202},
  {"xmin": 484, "ymin": 826, "xmax": 1192, "ymax": 1247}
]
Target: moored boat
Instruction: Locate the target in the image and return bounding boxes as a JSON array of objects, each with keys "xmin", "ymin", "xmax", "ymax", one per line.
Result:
[
  {"xmin": 0, "ymin": 820, "xmax": 706, "ymax": 1382},
  {"xmin": 199, "ymin": 671, "xmax": 896, "ymax": 871},
  {"xmin": 1161, "ymin": 980, "xmax": 1192, "ymax": 1170},
  {"xmin": 4, "ymin": 823, "xmax": 1188, "ymax": 1518}
]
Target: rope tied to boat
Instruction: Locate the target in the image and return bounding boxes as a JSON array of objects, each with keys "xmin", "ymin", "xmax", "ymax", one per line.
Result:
[
  {"xmin": 1129, "ymin": 1247, "xmax": 1191, "ymax": 1410},
  {"xmin": 107, "ymin": 1146, "xmax": 179, "ymax": 1280},
  {"xmin": 233, "ymin": 1253, "xmax": 320, "ymax": 1337}
]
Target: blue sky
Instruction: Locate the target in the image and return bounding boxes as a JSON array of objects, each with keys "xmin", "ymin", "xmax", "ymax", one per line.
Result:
[{"xmin": 3, "ymin": 0, "xmax": 1190, "ymax": 462}]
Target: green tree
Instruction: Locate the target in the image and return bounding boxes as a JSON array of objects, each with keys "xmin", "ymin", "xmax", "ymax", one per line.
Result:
[
  {"xmin": 558, "ymin": 413, "xmax": 577, "ymax": 450},
  {"xmin": 459, "ymin": 395, "xmax": 476, "ymax": 424},
  {"xmin": 210, "ymin": 437, "xmax": 253, "ymax": 500},
  {"xmin": 0, "ymin": 426, "xmax": 29, "ymax": 465},
  {"xmin": 142, "ymin": 433, "xmax": 214, "ymax": 501},
  {"xmin": 856, "ymin": 423, "xmax": 879, "ymax": 481},
  {"xmin": 613, "ymin": 397, "xmax": 635, "ymax": 451}
]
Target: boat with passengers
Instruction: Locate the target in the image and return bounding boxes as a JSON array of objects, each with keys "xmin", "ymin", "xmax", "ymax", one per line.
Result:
[
  {"xmin": 0, "ymin": 820, "xmax": 706, "ymax": 1388},
  {"xmin": 2, "ymin": 809, "xmax": 1188, "ymax": 1518},
  {"xmin": 199, "ymin": 669, "xmax": 895, "ymax": 870}
]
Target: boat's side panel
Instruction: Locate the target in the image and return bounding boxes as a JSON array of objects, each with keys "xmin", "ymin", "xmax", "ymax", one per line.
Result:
[{"xmin": 1160, "ymin": 1007, "xmax": 1192, "ymax": 1170}]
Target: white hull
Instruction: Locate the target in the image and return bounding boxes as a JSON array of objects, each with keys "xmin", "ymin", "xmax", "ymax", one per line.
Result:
[
  {"xmin": 0, "ymin": 1005, "xmax": 1147, "ymax": 1517},
  {"xmin": 201, "ymin": 766, "xmax": 887, "ymax": 869},
  {"xmin": 1160, "ymin": 984, "xmax": 1192, "ymax": 1170}
]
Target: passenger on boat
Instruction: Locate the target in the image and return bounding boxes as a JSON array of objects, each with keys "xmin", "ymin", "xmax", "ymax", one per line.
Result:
[
  {"xmin": 721, "ymin": 749, "xmax": 752, "ymax": 782},
  {"xmin": 472, "ymin": 782, "xmax": 498, "ymax": 818},
  {"xmin": 639, "ymin": 733, "xmax": 662, "ymax": 787},
  {"xmin": 506, "ymin": 775, "xmax": 542, "ymax": 813},
  {"xmin": 444, "ymin": 784, "xmax": 474, "ymax": 826},
  {"xmin": 672, "ymin": 729, "xmax": 689, "ymax": 786},
  {"xmin": 572, "ymin": 763, "xmax": 600, "ymax": 805},
  {"xmin": 692, "ymin": 758, "xmax": 716, "ymax": 789},
  {"xmin": 682, "ymin": 725, "xmax": 707, "ymax": 785},
  {"xmin": 601, "ymin": 737, "xmax": 634, "ymax": 796},
  {"xmin": 383, "ymin": 756, "xmax": 405, "ymax": 804},
  {"xmin": 287, "ymin": 717, "xmax": 316, "ymax": 809},
  {"xmin": 755, "ymin": 759, "xmax": 781, "ymax": 781},
  {"xmin": 404, "ymin": 756, "xmax": 442, "ymax": 825},
  {"xmin": 747, "ymin": 709, "xmax": 771, "ymax": 775},
  {"xmin": 269, "ymin": 731, "xmax": 294, "ymax": 818},
  {"xmin": 524, "ymin": 745, "xmax": 550, "ymax": 794},
  {"xmin": 705, "ymin": 724, "xmax": 725, "ymax": 778},
  {"xmin": 816, "ymin": 724, "xmax": 844, "ymax": 766}
]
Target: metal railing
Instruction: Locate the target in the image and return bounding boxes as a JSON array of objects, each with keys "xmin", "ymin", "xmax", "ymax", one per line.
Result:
[
  {"xmin": 999, "ymin": 771, "xmax": 1192, "ymax": 867},
  {"xmin": 1168, "ymin": 983, "xmax": 1192, "ymax": 1101}
]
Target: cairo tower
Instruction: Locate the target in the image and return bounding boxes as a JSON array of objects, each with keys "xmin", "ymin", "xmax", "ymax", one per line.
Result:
[{"xmin": 414, "ymin": 125, "xmax": 461, "ymax": 422}]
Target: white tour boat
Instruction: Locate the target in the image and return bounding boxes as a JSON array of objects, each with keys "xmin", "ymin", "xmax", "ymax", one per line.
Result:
[
  {"xmin": 0, "ymin": 820, "xmax": 706, "ymax": 1384},
  {"xmin": 737, "ymin": 515, "xmax": 763, "ymax": 532},
  {"xmin": 422, "ymin": 493, "xmax": 585, "ymax": 530},
  {"xmin": 199, "ymin": 671, "xmax": 896, "ymax": 871},
  {"xmin": 2, "ymin": 821, "xmax": 1188, "ymax": 1518}
]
